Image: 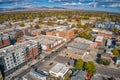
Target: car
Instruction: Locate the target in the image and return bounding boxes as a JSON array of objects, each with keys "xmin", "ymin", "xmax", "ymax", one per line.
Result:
[
  {"xmin": 49, "ymin": 62, "xmax": 53, "ymax": 66},
  {"xmin": 41, "ymin": 59, "xmax": 45, "ymax": 62}
]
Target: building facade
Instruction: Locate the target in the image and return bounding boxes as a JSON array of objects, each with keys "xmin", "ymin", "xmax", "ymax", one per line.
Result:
[{"xmin": 0, "ymin": 40, "xmax": 41, "ymax": 76}]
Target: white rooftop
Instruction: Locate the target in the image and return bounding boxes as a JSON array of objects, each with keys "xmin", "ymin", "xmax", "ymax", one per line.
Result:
[
  {"xmin": 95, "ymin": 36, "xmax": 104, "ymax": 42},
  {"xmin": 49, "ymin": 63, "xmax": 68, "ymax": 75}
]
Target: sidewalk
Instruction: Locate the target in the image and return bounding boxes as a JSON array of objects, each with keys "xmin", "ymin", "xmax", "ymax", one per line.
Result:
[{"xmin": 5, "ymin": 56, "xmax": 43, "ymax": 80}]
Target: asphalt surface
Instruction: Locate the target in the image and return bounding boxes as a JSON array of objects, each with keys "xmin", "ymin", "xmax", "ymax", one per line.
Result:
[
  {"xmin": 11, "ymin": 37, "xmax": 75, "ymax": 80},
  {"xmin": 96, "ymin": 65, "xmax": 120, "ymax": 78}
]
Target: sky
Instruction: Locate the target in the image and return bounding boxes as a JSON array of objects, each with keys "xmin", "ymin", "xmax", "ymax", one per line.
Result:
[{"xmin": 0, "ymin": 0, "xmax": 120, "ymax": 13}]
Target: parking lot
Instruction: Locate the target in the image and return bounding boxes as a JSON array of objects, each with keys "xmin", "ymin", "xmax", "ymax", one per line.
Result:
[
  {"xmin": 54, "ymin": 56, "xmax": 75, "ymax": 67},
  {"xmin": 37, "ymin": 60, "xmax": 57, "ymax": 72}
]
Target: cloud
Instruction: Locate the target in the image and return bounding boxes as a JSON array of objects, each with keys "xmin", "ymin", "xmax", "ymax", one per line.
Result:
[
  {"xmin": 63, "ymin": 2, "xmax": 82, "ymax": 6},
  {"xmin": 109, "ymin": 3, "xmax": 120, "ymax": 7}
]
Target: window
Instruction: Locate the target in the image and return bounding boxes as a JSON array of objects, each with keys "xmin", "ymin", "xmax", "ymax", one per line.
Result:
[
  {"xmin": 7, "ymin": 64, "xmax": 9, "ymax": 66},
  {"xmin": 10, "ymin": 56, "xmax": 12, "ymax": 59},
  {"xmin": 6, "ymin": 58, "xmax": 9, "ymax": 60},
  {"xmin": 7, "ymin": 61, "xmax": 9, "ymax": 63}
]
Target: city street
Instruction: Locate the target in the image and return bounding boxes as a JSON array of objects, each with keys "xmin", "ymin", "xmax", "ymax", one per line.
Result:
[
  {"xmin": 10, "ymin": 38, "xmax": 75, "ymax": 80},
  {"xmin": 96, "ymin": 64, "xmax": 120, "ymax": 78}
]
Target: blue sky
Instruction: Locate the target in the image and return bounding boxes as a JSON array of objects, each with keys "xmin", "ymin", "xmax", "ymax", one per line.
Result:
[{"xmin": 0, "ymin": 0, "xmax": 120, "ymax": 13}]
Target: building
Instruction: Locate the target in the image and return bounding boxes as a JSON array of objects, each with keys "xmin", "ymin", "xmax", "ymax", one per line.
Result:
[
  {"xmin": 71, "ymin": 70, "xmax": 87, "ymax": 80},
  {"xmin": 16, "ymin": 26, "xmax": 30, "ymax": 35},
  {"xmin": 65, "ymin": 37, "xmax": 96, "ymax": 59},
  {"xmin": 23, "ymin": 69, "xmax": 47, "ymax": 80},
  {"xmin": 81, "ymin": 19, "xmax": 95, "ymax": 26},
  {"xmin": 65, "ymin": 48, "xmax": 88, "ymax": 59},
  {"xmin": 31, "ymin": 35, "xmax": 66, "ymax": 51},
  {"xmin": 16, "ymin": 35, "xmax": 65, "ymax": 51},
  {"xmin": 31, "ymin": 29, "xmax": 41, "ymax": 36},
  {"xmin": 98, "ymin": 30, "xmax": 112, "ymax": 38},
  {"xmin": 95, "ymin": 21, "xmax": 120, "ymax": 30},
  {"xmin": 49, "ymin": 63, "xmax": 69, "ymax": 78},
  {"xmin": 116, "ymin": 56, "xmax": 120, "ymax": 65},
  {"xmin": 95, "ymin": 36, "xmax": 104, "ymax": 46},
  {"xmin": 0, "ymin": 34, "xmax": 11, "ymax": 48},
  {"xmin": 106, "ymin": 39, "xmax": 112, "ymax": 47},
  {"xmin": 0, "ymin": 40, "xmax": 41, "ymax": 76},
  {"xmin": 67, "ymin": 42, "xmax": 90, "ymax": 50},
  {"xmin": 46, "ymin": 28, "xmax": 75, "ymax": 40},
  {"xmin": 73, "ymin": 37, "xmax": 97, "ymax": 48}
]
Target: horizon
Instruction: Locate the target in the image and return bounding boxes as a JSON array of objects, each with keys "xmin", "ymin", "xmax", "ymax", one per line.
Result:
[{"xmin": 0, "ymin": 0, "xmax": 120, "ymax": 13}]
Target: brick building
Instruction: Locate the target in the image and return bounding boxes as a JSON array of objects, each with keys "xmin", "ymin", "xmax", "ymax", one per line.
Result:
[
  {"xmin": 0, "ymin": 34, "xmax": 11, "ymax": 48},
  {"xmin": 0, "ymin": 40, "xmax": 41, "ymax": 76},
  {"xmin": 46, "ymin": 29, "xmax": 74, "ymax": 40},
  {"xmin": 65, "ymin": 37, "xmax": 96, "ymax": 59},
  {"xmin": 95, "ymin": 36, "xmax": 104, "ymax": 46},
  {"xmin": 32, "ymin": 35, "xmax": 66, "ymax": 51},
  {"xmin": 98, "ymin": 30, "xmax": 112, "ymax": 38},
  {"xmin": 66, "ymin": 48, "xmax": 88, "ymax": 59}
]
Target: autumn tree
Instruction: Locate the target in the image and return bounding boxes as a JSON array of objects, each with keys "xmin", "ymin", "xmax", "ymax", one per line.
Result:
[
  {"xmin": 112, "ymin": 48, "xmax": 120, "ymax": 56},
  {"xmin": 77, "ymin": 19, "xmax": 82, "ymax": 28}
]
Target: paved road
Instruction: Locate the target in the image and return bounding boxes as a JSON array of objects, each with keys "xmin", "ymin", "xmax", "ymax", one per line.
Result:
[
  {"xmin": 96, "ymin": 65, "xmax": 120, "ymax": 78},
  {"xmin": 11, "ymin": 37, "xmax": 75, "ymax": 80}
]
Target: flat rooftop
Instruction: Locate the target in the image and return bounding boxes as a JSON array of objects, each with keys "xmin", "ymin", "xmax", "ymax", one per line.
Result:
[
  {"xmin": 49, "ymin": 63, "xmax": 68, "ymax": 74},
  {"xmin": 74, "ymin": 37, "xmax": 94, "ymax": 44},
  {"xmin": 99, "ymin": 30, "xmax": 112, "ymax": 35},
  {"xmin": 67, "ymin": 42, "xmax": 89, "ymax": 50},
  {"xmin": 32, "ymin": 35, "xmax": 65, "ymax": 45},
  {"xmin": 0, "ymin": 40, "xmax": 37, "ymax": 57},
  {"xmin": 67, "ymin": 48, "xmax": 87, "ymax": 55},
  {"xmin": 95, "ymin": 36, "xmax": 104, "ymax": 42}
]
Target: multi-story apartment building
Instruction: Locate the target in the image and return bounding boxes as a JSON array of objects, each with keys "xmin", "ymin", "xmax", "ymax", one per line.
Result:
[{"xmin": 0, "ymin": 40, "xmax": 41, "ymax": 76}]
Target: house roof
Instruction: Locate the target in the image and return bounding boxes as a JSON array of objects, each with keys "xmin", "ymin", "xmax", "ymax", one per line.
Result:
[
  {"xmin": 117, "ymin": 56, "xmax": 120, "ymax": 60},
  {"xmin": 71, "ymin": 70, "xmax": 87, "ymax": 80}
]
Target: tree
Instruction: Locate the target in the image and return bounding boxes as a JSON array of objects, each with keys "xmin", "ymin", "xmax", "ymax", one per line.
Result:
[
  {"xmin": 64, "ymin": 74, "xmax": 71, "ymax": 80},
  {"xmin": 71, "ymin": 24, "xmax": 76, "ymax": 28},
  {"xmin": 85, "ymin": 61, "xmax": 96, "ymax": 74},
  {"xmin": 20, "ymin": 22, "xmax": 25, "ymax": 27},
  {"xmin": 34, "ymin": 25, "xmax": 40, "ymax": 29},
  {"xmin": 38, "ymin": 19, "xmax": 43, "ymax": 24},
  {"xmin": 97, "ymin": 58, "xmax": 111, "ymax": 66},
  {"xmin": 75, "ymin": 59, "xmax": 84, "ymax": 70},
  {"xmin": 112, "ymin": 48, "xmax": 119, "ymax": 56},
  {"xmin": 113, "ymin": 27, "xmax": 119, "ymax": 33},
  {"xmin": 77, "ymin": 19, "xmax": 82, "ymax": 28}
]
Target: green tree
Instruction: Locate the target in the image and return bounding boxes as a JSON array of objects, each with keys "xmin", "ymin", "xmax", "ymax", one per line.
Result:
[
  {"xmin": 112, "ymin": 48, "xmax": 119, "ymax": 56},
  {"xmin": 64, "ymin": 74, "xmax": 71, "ymax": 80},
  {"xmin": 20, "ymin": 22, "xmax": 25, "ymax": 27},
  {"xmin": 75, "ymin": 59, "xmax": 84, "ymax": 70},
  {"xmin": 85, "ymin": 61, "xmax": 96, "ymax": 74},
  {"xmin": 35, "ymin": 25, "xmax": 40, "ymax": 29},
  {"xmin": 97, "ymin": 58, "xmax": 111, "ymax": 66},
  {"xmin": 77, "ymin": 19, "xmax": 82, "ymax": 28}
]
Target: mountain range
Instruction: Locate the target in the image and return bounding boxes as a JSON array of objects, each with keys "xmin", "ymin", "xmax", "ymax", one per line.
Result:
[{"xmin": 0, "ymin": 0, "xmax": 120, "ymax": 13}]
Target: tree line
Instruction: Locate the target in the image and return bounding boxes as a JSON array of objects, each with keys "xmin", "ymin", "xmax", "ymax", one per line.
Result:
[{"xmin": 0, "ymin": 10, "xmax": 120, "ymax": 24}]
